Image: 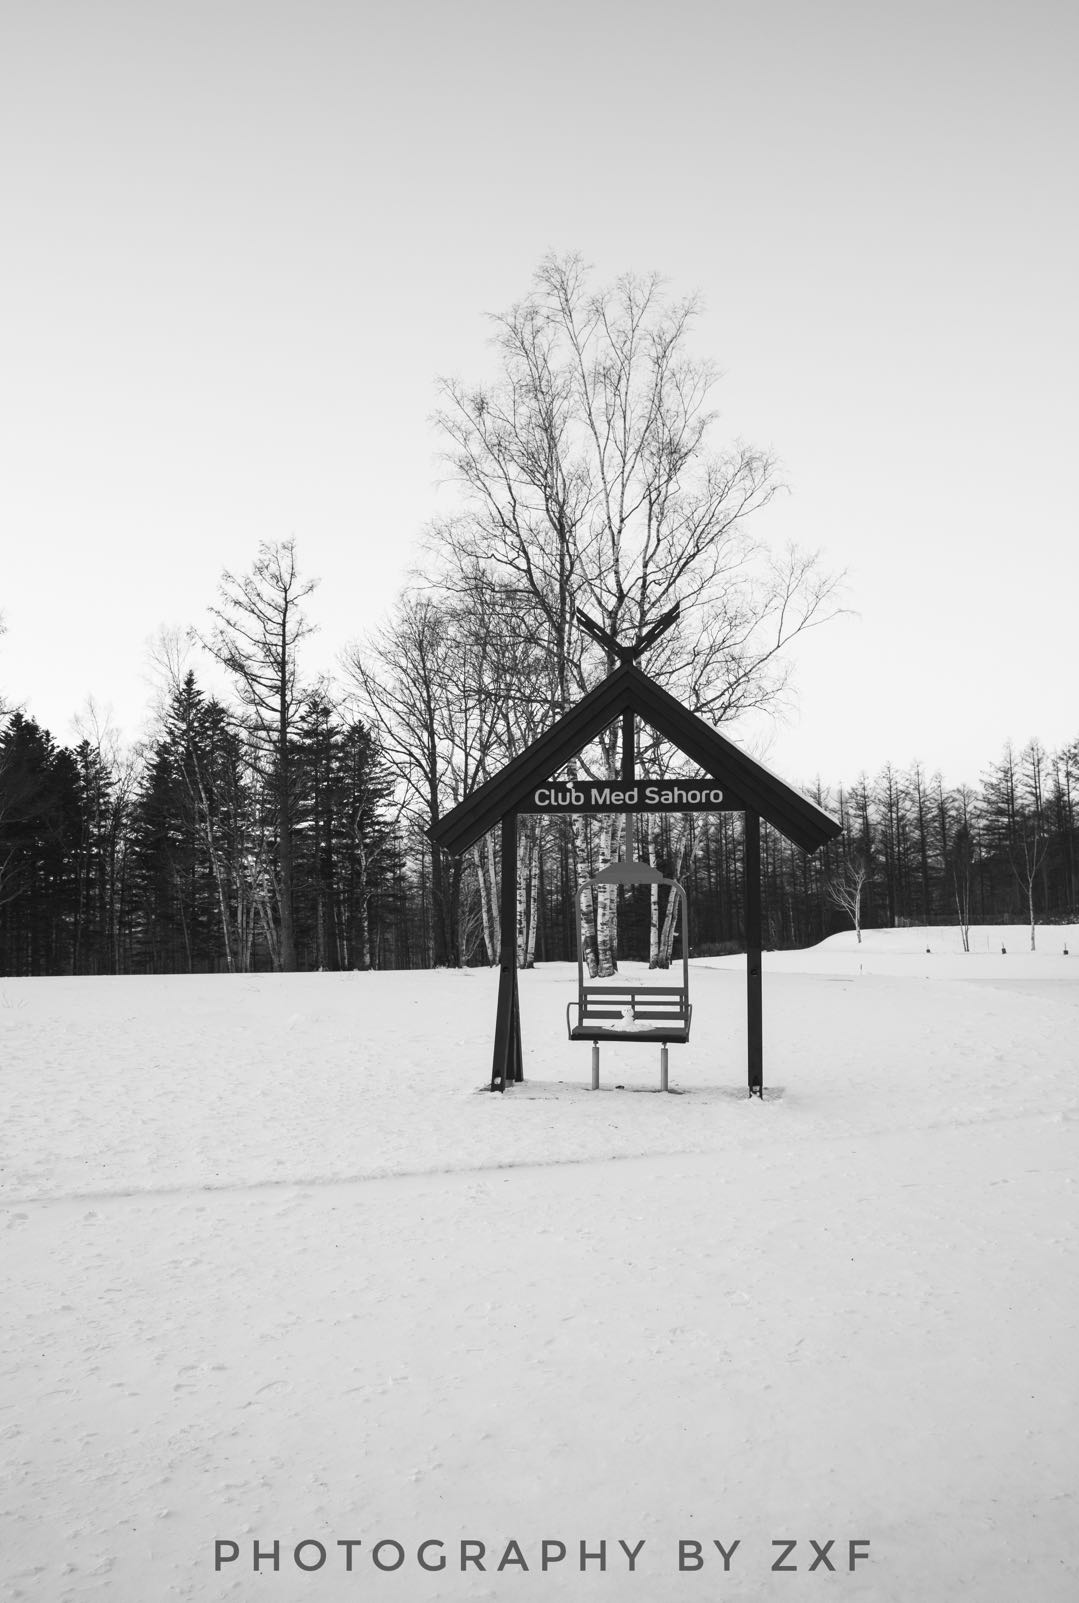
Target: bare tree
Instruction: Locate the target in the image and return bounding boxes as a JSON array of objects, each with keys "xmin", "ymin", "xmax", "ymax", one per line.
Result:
[
  {"xmin": 1012, "ymin": 820, "xmax": 1049, "ymax": 951},
  {"xmin": 433, "ymin": 253, "xmax": 843, "ymax": 714},
  {"xmin": 1016, "ymin": 739, "xmax": 1051, "ymax": 950},
  {"xmin": 947, "ymin": 813, "xmax": 976, "ymax": 953},
  {"xmin": 429, "ymin": 253, "xmax": 844, "ymax": 974},
  {"xmin": 344, "ymin": 590, "xmax": 517, "ymax": 965},
  {"xmin": 203, "ymin": 540, "xmax": 316, "ymax": 972},
  {"xmin": 825, "ymin": 851, "xmax": 870, "ymax": 943},
  {"xmin": 142, "ymin": 624, "xmax": 197, "ymax": 732}
]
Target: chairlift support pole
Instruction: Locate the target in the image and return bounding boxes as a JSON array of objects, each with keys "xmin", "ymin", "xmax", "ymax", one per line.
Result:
[{"xmin": 745, "ymin": 810, "xmax": 764, "ymax": 1097}]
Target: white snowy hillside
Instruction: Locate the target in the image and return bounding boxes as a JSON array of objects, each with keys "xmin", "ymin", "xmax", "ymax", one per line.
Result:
[{"xmin": 3, "ymin": 927, "xmax": 1077, "ymax": 1602}]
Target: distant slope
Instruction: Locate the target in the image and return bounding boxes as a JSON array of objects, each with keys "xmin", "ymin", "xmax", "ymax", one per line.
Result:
[{"xmin": 701, "ymin": 923, "xmax": 1077, "ymax": 976}]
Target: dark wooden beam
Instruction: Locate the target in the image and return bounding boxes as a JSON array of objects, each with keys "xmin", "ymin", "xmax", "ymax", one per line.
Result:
[
  {"xmin": 744, "ymin": 810, "xmax": 763, "ymax": 1097},
  {"xmin": 491, "ymin": 811, "xmax": 521, "ymax": 1091}
]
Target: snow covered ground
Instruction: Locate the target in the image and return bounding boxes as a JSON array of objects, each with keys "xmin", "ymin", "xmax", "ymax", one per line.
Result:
[{"xmin": 2, "ymin": 927, "xmax": 1077, "ymax": 1601}]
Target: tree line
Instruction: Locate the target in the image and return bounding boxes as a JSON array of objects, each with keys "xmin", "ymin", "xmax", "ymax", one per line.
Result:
[
  {"xmin": 3, "ymin": 256, "xmax": 1074, "ymax": 975},
  {"xmin": 2, "ymin": 671, "xmax": 1074, "ymax": 976}
]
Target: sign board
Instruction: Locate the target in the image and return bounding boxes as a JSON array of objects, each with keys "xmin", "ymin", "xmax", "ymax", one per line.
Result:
[{"xmin": 520, "ymin": 778, "xmax": 739, "ymax": 814}]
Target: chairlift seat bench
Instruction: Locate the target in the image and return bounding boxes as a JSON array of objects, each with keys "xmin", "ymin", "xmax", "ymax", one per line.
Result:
[
  {"xmin": 567, "ymin": 985, "xmax": 692, "ymax": 1043},
  {"xmin": 569, "ymin": 859, "xmax": 692, "ymax": 1089}
]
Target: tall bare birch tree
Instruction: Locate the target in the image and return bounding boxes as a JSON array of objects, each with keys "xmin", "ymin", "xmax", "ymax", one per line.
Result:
[
  {"xmin": 344, "ymin": 586, "xmax": 535, "ymax": 964},
  {"xmin": 431, "ymin": 253, "xmax": 843, "ymax": 974},
  {"xmin": 204, "ymin": 539, "xmax": 315, "ymax": 972}
]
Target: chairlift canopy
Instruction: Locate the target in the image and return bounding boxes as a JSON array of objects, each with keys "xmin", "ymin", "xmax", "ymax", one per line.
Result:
[
  {"xmin": 428, "ymin": 662, "xmax": 839, "ymax": 858},
  {"xmin": 591, "ymin": 859, "xmax": 666, "ymax": 885}
]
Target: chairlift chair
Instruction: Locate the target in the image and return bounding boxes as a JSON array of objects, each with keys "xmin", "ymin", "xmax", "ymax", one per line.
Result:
[{"xmin": 566, "ymin": 859, "xmax": 691, "ymax": 1091}]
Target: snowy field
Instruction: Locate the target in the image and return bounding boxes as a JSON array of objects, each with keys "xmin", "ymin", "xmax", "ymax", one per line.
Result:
[{"xmin": 2, "ymin": 926, "xmax": 1077, "ymax": 1602}]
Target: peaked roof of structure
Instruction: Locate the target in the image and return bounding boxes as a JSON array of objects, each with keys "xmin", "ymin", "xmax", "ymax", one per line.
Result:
[{"xmin": 429, "ymin": 662, "xmax": 842, "ymax": 855}]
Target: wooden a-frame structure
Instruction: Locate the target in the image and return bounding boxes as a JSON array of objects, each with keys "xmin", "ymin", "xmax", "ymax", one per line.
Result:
[{"xmin": 428, "ymin": 659, "xmax": 841, "ymax": 1094}]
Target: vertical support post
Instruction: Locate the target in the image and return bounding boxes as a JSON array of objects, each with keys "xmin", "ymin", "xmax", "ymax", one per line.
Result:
[
  {"xmin": 591, "ymin": 1040, "xmax": 600, "ymax": 1090},
  {"xmin": 744, "ymin": 810, "xmax": 763, "ymax": 1097},
  {"xmin": 491, "ymin": 811, "xmax": 522, "ymax": 1091},
  {"xmin": 660, "ymin": 1042, "xmax": 669, "ymax": 1093}
]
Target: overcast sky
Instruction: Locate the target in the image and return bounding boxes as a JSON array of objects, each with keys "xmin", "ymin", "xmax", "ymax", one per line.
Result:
[{"xmin": 2, "ymin": 0, "xmax": 1076, "ymax": 791}]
